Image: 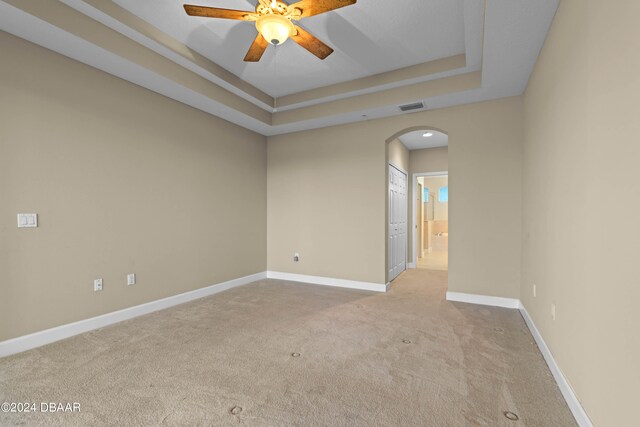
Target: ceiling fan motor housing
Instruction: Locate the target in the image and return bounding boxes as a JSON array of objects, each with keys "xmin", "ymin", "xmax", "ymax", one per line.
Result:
[
  {"xmin": 256, "ymin": 14, "xmax": 295, "ymax": 45},
  {"xmin": 256, "ymin": 0, "xmax": 291, "ymax": 16}
]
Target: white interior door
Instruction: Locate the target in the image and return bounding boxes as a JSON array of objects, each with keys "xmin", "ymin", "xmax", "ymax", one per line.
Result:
[{"xmin": 388, "ymin": 165, "xmax": 407, "ymax": 281}]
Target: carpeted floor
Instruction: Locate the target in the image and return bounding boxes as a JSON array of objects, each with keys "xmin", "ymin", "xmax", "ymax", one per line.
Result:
[{"xmin": 0, "ymin": 269, "xmax": 576, "ymax": 426}]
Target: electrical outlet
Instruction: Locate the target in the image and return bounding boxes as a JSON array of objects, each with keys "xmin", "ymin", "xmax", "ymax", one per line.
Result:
[
  {"xmin": 551, "ymin": 303, "xmax": 556, "ymax": 321},
  {"xmin": 127, "ymin": 273, "xmax": 136, "ymax": 286},
  {"xmin": 533, "ymin": 283, "xmax": 537, "ymax": 297},
  {"xmin": 94, "ymin": 278, "xmax": 103, "ymax": 292},
  {"xmin": 293, "ymin": 252, "xmax": 300, "ymax": 262}
]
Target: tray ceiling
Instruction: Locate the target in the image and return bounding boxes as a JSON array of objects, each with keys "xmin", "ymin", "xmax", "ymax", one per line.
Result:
[
  {"xmin": 112, "ymin": 0, "xmax": 467, "ymax": 97},
  {"xmin": 0, "ymin": 0, "xmax": 560, "ymax": 136}
]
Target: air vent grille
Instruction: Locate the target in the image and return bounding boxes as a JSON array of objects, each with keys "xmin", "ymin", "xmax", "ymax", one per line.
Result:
[{"xmin": 398, "ymin": 102, "xmax": 425, "ymax": 112}]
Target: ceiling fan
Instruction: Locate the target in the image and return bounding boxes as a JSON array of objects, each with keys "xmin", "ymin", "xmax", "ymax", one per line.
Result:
[{"xmin": 183, "ymin": 0, "xmax": 357, "ymax": 62}]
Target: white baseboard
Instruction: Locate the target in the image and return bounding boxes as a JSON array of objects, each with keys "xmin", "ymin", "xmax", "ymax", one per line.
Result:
[
  {"xmin": 266, "ymin": 271, "xmax": 387, "ymax": 293},
  {"xmin": 446, "ymin": 291, "xmax": 521, "ymax": 309},
  {"xmin": 519, "ymin": 306, "xmax": 594, "ymax": 427},
  {"xmin": 0, "ymin": 273, "xmax": 595, "ymax": 427},
  {"xmin": 445, "ymin": 292, "xmax": 593, "ymax": 427},
  {"xmin": 407, "ymin": 262, "xmax": 416, "ymax": 269},
  {"xmin": 0, "ymin": 272, "xmax": 267, "ymax": 358}
]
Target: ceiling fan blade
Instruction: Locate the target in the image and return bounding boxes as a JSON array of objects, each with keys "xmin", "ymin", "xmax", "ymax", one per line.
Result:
[
  {"xmin": 291, "ymin": 26, "xmax": 334, "ymax": 59},
  {"xmin": 244, "ymin": 33, "xmax": 269, "ymax": 62},
  {"xmin": 183, "ymin": 4, "xmax": 254, "ymax": 20},
  {"xmin": 288, "ymin": 0, "xmax": 356, "ymax": 18}
]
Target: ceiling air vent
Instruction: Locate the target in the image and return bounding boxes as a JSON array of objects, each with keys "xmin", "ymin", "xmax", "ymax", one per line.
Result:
[{"xmin": 398, "ymin": 102, "xmax": 425, "ymax": 112}]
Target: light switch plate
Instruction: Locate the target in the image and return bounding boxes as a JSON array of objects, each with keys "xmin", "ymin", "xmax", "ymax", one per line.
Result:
[{"xmin": 17, "ymin": 213, "xmax": 38, "ymax": 228}]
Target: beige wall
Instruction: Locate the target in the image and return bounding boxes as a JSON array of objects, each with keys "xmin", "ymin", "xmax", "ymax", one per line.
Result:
[
  {"xmin": 387, "ymin": 138, "xmax": 409, "ymax": 173},
  {"xmin": 267, "ymin": 124, "xmax": 387, "ymax": 284},
  {"xmin": 0, "ymin": 32, "xmax": 267, "ymax": 341},
  {"xmin": 268, "ymin": 97, "xmax": 522, "ymax": 295},
  {"xmin": 1, "ymin": 31, "xmax": 522, "ymax": 342},
  {"xmin": 410, "ymin": 146, "xmax": 449, "ymax": 175},
  {"xmin": 521, "ymin": 1, "xmax": 640, "ymax": 425}
]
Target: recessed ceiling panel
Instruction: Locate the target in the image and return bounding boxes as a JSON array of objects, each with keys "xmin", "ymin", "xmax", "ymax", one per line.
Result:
[
  {"xmin": 112, "ymin": 0, "xmax": 466, "ymax": 97},
  {"xmin": 0, "ymin": 0, "xmax": 560, "ymax": 136}
]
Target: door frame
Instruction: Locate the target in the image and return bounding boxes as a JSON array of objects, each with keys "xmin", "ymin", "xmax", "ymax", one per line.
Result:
[
  {"xmin": 411, "ymin": 171, "xmax": 448, "ymax": 267},
  {"xmin": 388, "ymin": 163, "xmax": 408, "ymax": 282}
]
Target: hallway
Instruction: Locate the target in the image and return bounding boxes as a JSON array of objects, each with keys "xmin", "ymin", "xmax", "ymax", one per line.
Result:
[{"xmin": 417, "ymin": 250, "xmax": 448, "ymax": 271}]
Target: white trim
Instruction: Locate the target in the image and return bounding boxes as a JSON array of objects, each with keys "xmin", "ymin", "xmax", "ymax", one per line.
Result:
[
  {"xmin": 267, "ymin": 271, "xmax": 388, "ymax": 293},
  {"xmin": 388, "ymin": 162, "xmax": 408, "ymax": 177},
  {"xmin": 519, "ymin": 306, "xmax": 594, "ymax": 427},
  {"xmin": 0, "ymin": 272, "xmax": 267, "ymax": 358},
  {"xmin": 443, "ymin": 292, "xmax": 593, "ymax": 427},
  {"xmin": 407, "ymin": 262, "xmax": 416, "ymax": 269},
  {"xmin": 388, "ymin": 164, "xmax": 409, "ymax": 282},
  {"xmin": 446, "ymin": 291, "xmax": 521, "ymax": 309},
  {"xmin": 412, "ymin": 171, "xmax": 448, "ymax": 266},
  {"xmin": 0, "ymin": 269, "xmax": 594, "ymax": 427}
]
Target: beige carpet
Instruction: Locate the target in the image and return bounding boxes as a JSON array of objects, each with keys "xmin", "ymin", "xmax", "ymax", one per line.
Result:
[{"xmin": 0, "ymin": 269, "xmax": 576, "ymax": 426}]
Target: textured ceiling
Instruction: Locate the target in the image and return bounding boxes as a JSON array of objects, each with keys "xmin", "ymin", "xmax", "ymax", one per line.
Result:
[{"xmin": 112, "ymin": 0, "xmax": 467, "ymax": 97}]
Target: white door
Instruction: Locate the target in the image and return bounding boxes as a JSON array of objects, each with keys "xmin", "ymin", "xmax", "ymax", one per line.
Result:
[{"xmin": 388, "ymin": 165, "xmax": 407, "ymax": 281}]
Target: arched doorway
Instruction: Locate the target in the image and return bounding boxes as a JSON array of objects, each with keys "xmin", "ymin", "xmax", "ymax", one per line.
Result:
[{"xmin": 385, "ymin": 126, "xmax": 449, "ymax": 283}]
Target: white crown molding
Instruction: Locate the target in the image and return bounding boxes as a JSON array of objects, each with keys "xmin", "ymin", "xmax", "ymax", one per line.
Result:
[
  {"xmin": 0, "ymin": 0, "xmax": 560, "ymax": 136},
  {"xmin": 0, "ymin": 272, "xmax": 267, "ymax": 358},
  {"xmin": 59, "ymin": 0, "xmax": 274, "ymax": 111},
  {"xmin": 267, "ymin": 271, "xmax": 388, "ymax": 293}
]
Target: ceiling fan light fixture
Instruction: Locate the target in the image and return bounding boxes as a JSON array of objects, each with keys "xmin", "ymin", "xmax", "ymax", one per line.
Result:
[{"xmin": 256, "ymin": 14, "xmax": 294, "ymax": 45}]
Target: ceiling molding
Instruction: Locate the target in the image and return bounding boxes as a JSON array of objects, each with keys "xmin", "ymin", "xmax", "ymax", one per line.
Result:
[
  {"xmin": 61, "ymin": 0, "xmax": 476, "ymax": 115},
  {"xmin": 2, "ymin": 0, "xmax": 271, "ymax": 122},
  {"xmin": 62, "ymin": 0, "xmax": 274, "ymax": 109},
  {"xmin": 272, "ymin": 72, "xmax": 482, "ymax": 126},
  {"xmin": 0, "ymin": 0, "xmax": 560, "ymax": 136},
  {"xmin": 275, "ymin": 54, "xmax": 467, "ymax": 110},
  {"xmin": 0, "ymin": 1, "xmax": 274, "ymax": 134}
]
